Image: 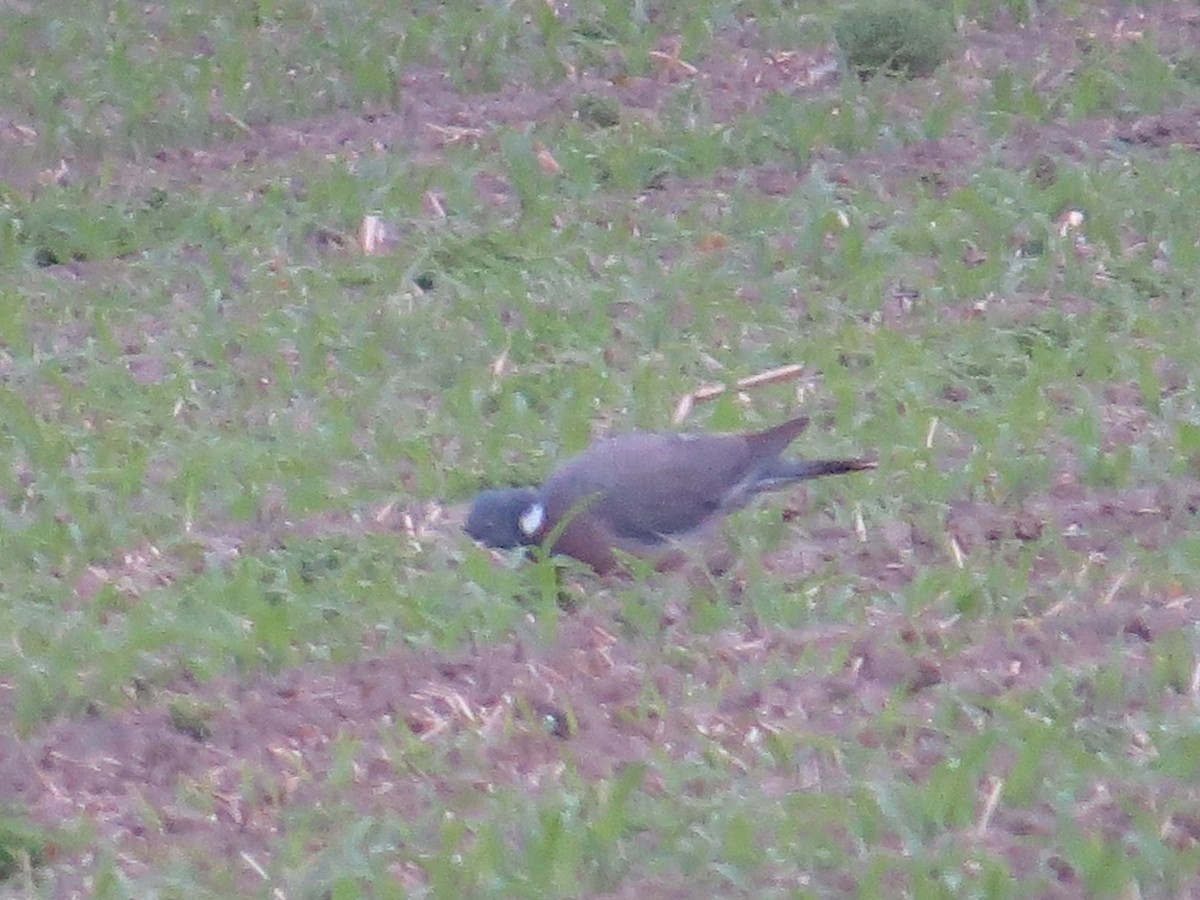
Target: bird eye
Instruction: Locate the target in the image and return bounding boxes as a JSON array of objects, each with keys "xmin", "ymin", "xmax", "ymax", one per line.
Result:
[{"xmin": 518, "ymin": 502, "xmax": 546, "ymax": 536}]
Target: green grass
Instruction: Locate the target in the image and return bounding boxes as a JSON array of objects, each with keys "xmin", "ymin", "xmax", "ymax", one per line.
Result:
[{"xmin": 3, "ymin": 0, "xmax": 1200, "ymax": 896}]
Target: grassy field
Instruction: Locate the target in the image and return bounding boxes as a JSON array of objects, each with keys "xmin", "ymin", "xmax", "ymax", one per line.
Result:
[{"xmin": 2, "ymin": 0, "xmax": 1200, "ymax": 896}]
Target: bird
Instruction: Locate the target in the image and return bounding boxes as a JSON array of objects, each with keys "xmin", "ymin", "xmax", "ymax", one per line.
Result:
[{"xmin": 465, "ymin": 416, "xmax": 875, "ymax": 574}]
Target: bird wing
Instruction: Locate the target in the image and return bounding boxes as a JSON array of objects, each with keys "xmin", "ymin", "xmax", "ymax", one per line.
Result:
[{"xmin": 568, "ymin": 433, "xmax": 761, "ymax": 541}]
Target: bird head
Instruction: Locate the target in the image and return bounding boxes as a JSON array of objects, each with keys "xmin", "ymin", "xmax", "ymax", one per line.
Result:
[{"xmin": 465, "ymin": 488, "xmax": 545, "ymax": 549}]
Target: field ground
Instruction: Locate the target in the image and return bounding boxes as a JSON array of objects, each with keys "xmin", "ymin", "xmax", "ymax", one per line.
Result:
[{"xmin": 3, "ymin": 0, "xmax": 1200, "ymax": 896}]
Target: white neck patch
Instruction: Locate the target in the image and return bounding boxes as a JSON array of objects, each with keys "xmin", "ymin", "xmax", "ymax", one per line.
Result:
[{"xmin": 519, "ymin": 502, "xmax": 546, "ymax": 537}]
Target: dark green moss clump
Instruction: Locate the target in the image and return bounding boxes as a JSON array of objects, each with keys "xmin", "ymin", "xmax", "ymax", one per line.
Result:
[
  {"xmin": 835, "ymin": 1, "xmax": 953, "ymax": 79},
  {"xmin": 0, "ymin": 811, "xmax": 48, "ymax": 880},
  {"xmin": 575, "ymin": 93, "xmax": 621, "ymax": 128},
  {"xmin": 168, "ymin": 699, "xmax": 217, "ymax": 742},
  {"xmin": 1174, "ymin": 52, "xmax": 1200, "ymax": 86}
]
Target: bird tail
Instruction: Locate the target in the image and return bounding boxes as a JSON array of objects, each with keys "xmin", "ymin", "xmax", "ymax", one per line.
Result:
[
  {"xmin": 753, "ymin": 456, "xmax": 876, "ymax": 490},
  {"xmin": 745, "ymin": 416, "xmax": 810, "ymax": 457}
]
